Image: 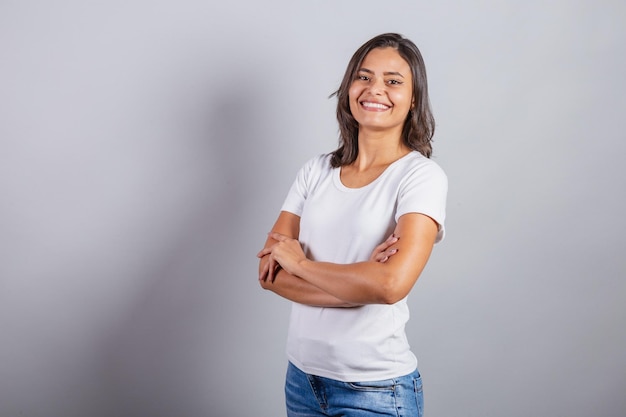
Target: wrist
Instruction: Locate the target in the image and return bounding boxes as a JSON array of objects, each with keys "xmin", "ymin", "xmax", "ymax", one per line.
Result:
[{"xmin": 296, "ymin": 258, "xmax": 313, "ymax": 279}]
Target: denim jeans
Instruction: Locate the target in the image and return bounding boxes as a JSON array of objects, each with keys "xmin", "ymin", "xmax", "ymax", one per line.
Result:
[{"xmin": 285, "ymin": 362, "xmax": 424, "ymax": 417}]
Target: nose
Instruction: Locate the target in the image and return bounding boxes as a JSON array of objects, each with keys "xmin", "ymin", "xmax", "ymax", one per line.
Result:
[{"xmin": 367, "ymin": 77, "xmax": 386, "ymax": 95}]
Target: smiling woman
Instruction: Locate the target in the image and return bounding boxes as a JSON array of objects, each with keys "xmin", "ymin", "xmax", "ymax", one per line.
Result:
[
  {"xmin": 348, "ymin": 48, "xmax": 414, "ymax": 138},
  {"xmin": 332, "ymin": 32, "xmax": 435, "ymax": 167},
  {"xmin": 257, "ymin": 33, "xmax": 447, "ymax": 417}
]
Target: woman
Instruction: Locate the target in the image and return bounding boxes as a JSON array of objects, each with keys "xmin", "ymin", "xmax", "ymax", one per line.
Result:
[{"xmin": 258, "ymin": 33, "xmax": 447, "ymax": 417}]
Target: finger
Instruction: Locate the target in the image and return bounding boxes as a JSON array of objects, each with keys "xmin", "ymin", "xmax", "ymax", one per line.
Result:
[
  {"xmin": 370, "ymin": 238, "xmax": 397, "ymax": 262},
  {"xmin": 376, "ymin": 235, "xmax": 398, "ymax": 252},
  {"xmin": 259, "ymin": 260, "xmax": 270, "ymax": 281},
  {"xmin": 257, "ymin": 247, "xmax": 272, "ymax": 258},
  {"xmin": 268, "ymin": 255, "xmax": 279, "ymax": 283},
  {"xmin": 373, "ymin": 242, "xmax": 387, "ymax": 253},
  {"xmin": 376, "ymin": 248, "xmax": 398, "ymax": 263},
  {"xmin": 370, "ymin": 242, "xmax": 388, "ymax": 260},
  {"xmin": 271, "ymin": 263, "xmax": 281, "ymax": 283},
  {"xmin": 377, "ymin": 233, "xmax": 397, "ymax": 247},
  {"xmin": 374, "ymin": 250, "xmax": 387, "ymax": 262},
  {"xmin": 268, "ymin": 231, "xmax": 290, "ymax": 242},
  {"xmin": 385, "ymin": 234, "xmax": 399, "ymax": 246}
]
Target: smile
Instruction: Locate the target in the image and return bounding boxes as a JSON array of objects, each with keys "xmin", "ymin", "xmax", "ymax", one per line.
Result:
[{"xmin": 361, "ymin": 101, "xmax": 390, "ymax": 110}]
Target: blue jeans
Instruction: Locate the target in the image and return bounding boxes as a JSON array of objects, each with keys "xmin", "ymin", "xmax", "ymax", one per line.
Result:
[{"xmin": 285, "ymin": 362, "xmax": 424, "ymax": 417}]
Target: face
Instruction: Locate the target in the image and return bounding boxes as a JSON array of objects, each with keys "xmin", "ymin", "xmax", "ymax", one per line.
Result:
[{"xmin": 348, "ymin": 47, "xmax": 413, "ymax": 136}]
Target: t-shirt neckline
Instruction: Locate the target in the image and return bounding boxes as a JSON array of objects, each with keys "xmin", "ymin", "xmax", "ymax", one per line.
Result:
[{"xmin": 333, "ymin": 151, "xmax": 415, "ymax": 192}]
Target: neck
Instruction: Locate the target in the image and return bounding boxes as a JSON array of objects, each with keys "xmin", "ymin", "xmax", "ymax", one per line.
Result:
[{"xmin": 353, "ymin": 129, "xmax": 410, "ymax": 171}]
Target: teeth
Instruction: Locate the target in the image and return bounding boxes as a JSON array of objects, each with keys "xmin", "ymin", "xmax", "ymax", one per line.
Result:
[{"xmin": 362, "ymin": 102, "xmax": 390, "ymax": 109}]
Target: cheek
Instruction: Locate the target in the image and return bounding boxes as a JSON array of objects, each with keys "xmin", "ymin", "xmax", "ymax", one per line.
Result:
[
  {"xmin": 348, "ymin": 85, "xmax": 360, "ymax": 102},
  {"xmin": 348, "ymin": 101, "xmax": 359, "ymax": 118},
  {"xmin": 393, "ymin": 91, "xmax": 412, "ymax": 109},
  {"xmin": 348, "ymin": 86, "xmax": 361, "ymax": 112}
]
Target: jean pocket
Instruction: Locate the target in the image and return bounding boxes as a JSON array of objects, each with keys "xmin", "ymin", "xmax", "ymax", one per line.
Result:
[
  {"xmin": 346, "ymin": 379, "xmax": 396, "ymax": 392},
  {"xmin": 413, "ymin": 375, "xmax": 423, "ymax": 393}
]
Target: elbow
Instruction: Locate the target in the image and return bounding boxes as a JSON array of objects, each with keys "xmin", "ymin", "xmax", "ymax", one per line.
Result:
[
  {"xmin": 258, "ymin": 277, "xmax": 273, "ymax": 291},
  {"xmin": 378, "ymin": 290, "xmax": 405, "ymax": 305},
  {"xmin": 377, "ymin": 275, "xmax": 413, "ymax": 305}
]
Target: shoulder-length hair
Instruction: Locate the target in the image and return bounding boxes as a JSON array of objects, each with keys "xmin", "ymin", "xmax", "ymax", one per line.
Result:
[{"xmin": 330, "ymin": 33, "xmax": 435, "ymax": 167}]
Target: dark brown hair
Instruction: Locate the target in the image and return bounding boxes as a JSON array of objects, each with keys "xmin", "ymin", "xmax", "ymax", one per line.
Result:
[{"xmin": 330, "ymin": 33, "xmax": 435, "ymax": 167}]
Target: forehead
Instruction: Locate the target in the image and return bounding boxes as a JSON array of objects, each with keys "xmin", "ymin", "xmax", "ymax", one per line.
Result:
[{"xmin": 359, "ymin": 47, "xmax": 411, "ymax": 74}]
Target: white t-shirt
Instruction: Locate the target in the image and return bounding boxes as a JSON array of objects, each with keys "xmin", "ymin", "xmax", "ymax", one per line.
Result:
[{"xmin": 281, "ymin": 151, "xmax": 447, "ymax": 382}]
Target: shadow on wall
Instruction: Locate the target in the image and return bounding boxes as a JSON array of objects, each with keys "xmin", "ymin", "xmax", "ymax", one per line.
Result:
[{"xmin": 99, "ymin": 82, "xmax": 270, "ymax": 417}]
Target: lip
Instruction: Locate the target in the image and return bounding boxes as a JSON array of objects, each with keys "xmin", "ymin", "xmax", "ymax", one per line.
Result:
[{"xmin": 360, "ymin": 100, "xmax": 391, "ymax": 111}]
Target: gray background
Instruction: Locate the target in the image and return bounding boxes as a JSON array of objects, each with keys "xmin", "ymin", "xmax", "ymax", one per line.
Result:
[{"xmin": 1, "ymin": 1, "xmax": 625, "ymax": 416}]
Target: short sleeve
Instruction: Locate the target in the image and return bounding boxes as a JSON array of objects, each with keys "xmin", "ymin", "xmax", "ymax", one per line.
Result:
[
  {"xmin": 280, "ymin": 154, "xmax": 327, "ymax": 216},
  {"xmin": 396, "ymin": 160, "xmax": 448, "ymax": 243}
]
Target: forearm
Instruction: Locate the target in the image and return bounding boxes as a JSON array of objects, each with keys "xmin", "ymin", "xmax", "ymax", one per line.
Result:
[
  {"xmin": 296, "ymin": 260, "xmax": 401, "ymax": 305},
  {"xmin": 268, "ymin": 213, "xmax": 438, "ymax": 305},
  {"xmin": 260, "ymin": 268, "xmax": 361, "ymax": 308}
]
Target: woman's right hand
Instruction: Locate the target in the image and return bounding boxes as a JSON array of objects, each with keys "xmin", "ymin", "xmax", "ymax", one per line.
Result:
[{"xmin": 369, "ymin": 234, "xmax": 399, "ymax": 263}]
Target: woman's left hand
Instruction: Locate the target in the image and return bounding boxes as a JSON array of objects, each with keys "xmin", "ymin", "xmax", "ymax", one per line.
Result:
[{"xmin": 257, "ymin": 232, "xmax": 308, "ymax": 282}]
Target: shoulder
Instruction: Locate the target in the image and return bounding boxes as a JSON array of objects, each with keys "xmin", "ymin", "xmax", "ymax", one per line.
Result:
[
  {"xmin": 304, "ymin": 153, "xmax": 333, "ymax": 170},
  {"xmin": 399, "ymin": 152, "xmax": 447, "ymax": 185},
  {"xmin": 289, "ymin": 153, "xmax": 335, "ymax": 191},
  {"xmin": 296, "ymin": 153, "xmax": 334, "ymax": 176}
]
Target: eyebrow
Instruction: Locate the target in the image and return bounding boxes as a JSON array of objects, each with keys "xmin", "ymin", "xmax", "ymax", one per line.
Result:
[{"xmin": 358, "ymin": 68, "xmax": 405, "ymax": 78}]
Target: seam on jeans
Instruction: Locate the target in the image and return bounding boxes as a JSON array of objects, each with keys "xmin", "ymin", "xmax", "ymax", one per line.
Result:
[
  {"xmin": 413, "ymin": 377, "xmax": 423, "ymax": 393},
  {"xmin": 393, "ymin": 383, "xmax": 401, "ymax": 417},
  {"xmin": 413, "ymin": 377, "xmax": 423, "ymax": 417},
  {"xmin": 306, "ymin": 375, "xmax": 328, "ymax": 411}
]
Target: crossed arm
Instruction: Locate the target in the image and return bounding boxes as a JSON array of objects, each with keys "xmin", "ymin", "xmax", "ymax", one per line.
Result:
[{"xmin": 257, "ymin": 210, "xmax": 439, "ymax": 306}]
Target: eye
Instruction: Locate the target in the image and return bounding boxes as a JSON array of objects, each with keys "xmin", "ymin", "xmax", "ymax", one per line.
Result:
[
  {"xmin": 387, "ymin": 79, "xmax": 403, "ymax": 85},
  {"xmin": 357, "ymin": 75, "xmax": 370, "ymax": 81}
]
